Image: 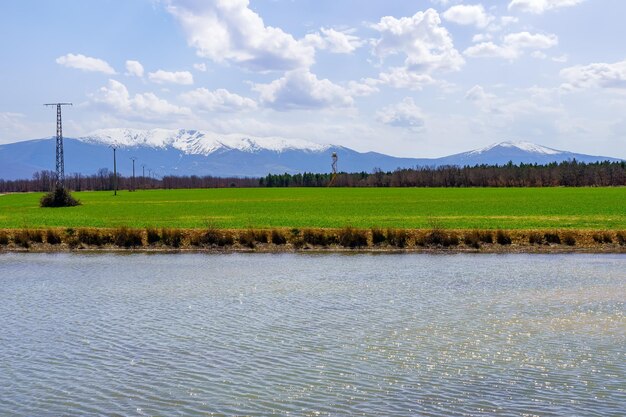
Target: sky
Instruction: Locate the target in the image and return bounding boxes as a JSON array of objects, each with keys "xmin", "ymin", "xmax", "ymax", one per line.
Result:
[{"xmin": 1, "ymin": 0, "xmax": 625, "ymax": 159}]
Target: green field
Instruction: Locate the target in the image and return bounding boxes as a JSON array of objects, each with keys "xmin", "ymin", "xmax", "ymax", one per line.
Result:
[{"xmin": 0, "ymin": 188, "xmax": 624, "ymax": 230}]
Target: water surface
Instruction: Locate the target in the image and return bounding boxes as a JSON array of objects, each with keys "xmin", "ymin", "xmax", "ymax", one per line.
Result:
[{"xmin": 0, "ymin": 253, "xmax": 624, "ymax": 416}]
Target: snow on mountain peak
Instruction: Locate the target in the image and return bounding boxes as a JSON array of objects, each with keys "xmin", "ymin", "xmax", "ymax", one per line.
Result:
[
  {"xmin": 80, "ymin": 128, "xmax": 331, "ymax": 155},
  {"xmin": 470, "ymin": 141, "xmax": 561, "ymax": 155}
]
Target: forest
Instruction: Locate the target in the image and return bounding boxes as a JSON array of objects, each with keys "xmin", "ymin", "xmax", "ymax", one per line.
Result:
[{"xmin": 0, "ymin": 160, "xmax": 624, "ymax": 193}]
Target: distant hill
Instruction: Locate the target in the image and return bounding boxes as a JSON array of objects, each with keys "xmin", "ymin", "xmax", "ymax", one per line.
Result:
[{"xmin": 0, "ymin": 129, "xmax": 622, "ymax": 180}]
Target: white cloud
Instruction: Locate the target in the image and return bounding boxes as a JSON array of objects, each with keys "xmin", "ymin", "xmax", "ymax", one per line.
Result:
[
  {"xmin": 464, "ymin": 31, "xmax": 558, "ymax": 60},
  {"xmin": 347, "ymin": 81, "xmax": 379, "ymax": 97},
  {"xmin": 504, "ymin": 32, "xmax": 558, "ymax": 49},
  {"xmin": 560, "ymin": 59, "xmax": 626, "ymax": 90},
  {"xmin": 465, "ymin": 85, "xmax": 563, "ymax": 120},
  {"xmin": 303, "ymin": 28, "xmax": 363, "ymax": 54},
  {"xmin": 443, "ymin": 4, "xmax": 494, "ymax": 29},
  {"xmin": 89, "ymin": 79, "xmax": 190, "ymax": 121},
  {"xmin": 465, "ymin": 85, "xmax": 493, "ymax": 102},
  {"xmin": 375, "ymin": 67, "xmax": 438, "ymax": 91},
  {"xmin": 56, "ymin": 53, "xmax": 116, "ymax": 74},
  {"xmin": 165, "ymin": 0, "xmax": 314, "ymax": 72},
  {"xmin": 376, "ymin": 97, "xmax": 426, "ymax": 130},
  {"xmin": 125, "ymin": 60, "xmax": 144, "ymax": 77},
  {"xmin": 148, "ymin": 70, "xmax": 194, "ymax": 85},
  {"xmin": 180, "ymin": 88, "xmax": 257, "ymax": 112},
  {"xmin": 253, "ymin": 69, "xmax": 353, "ymax": 110},
  {"xmin": 500, "ymin": 16, "xmax": 519, "ymax": 26},
  {"xmin": 372, "ymin": 9, "xmax": 464, "ymax": 73},
  {"xmin": 464, "ymin": 41, "xmax": 518, "ymax": 60},
  {"xmin": 193, "ymin": 63, "xmax": 207, "ymax": 72},
  {"xmin": 508, "ymin": 0, "xmax": 585, "ymax": 14},
  {"xmin": 486, "ymin": 15, "xmax": 520, "ymax": 32}
]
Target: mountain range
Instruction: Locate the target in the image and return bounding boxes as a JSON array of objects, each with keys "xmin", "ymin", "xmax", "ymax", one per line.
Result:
[{"xmin": 0, "ymin": 128, "xmax": 622, "ymax": 180}]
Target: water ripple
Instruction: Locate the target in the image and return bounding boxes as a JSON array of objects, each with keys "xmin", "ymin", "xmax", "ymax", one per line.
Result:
[{"xmin": 0, "ymin": 253, "xmax": 624, "ymax": 416}]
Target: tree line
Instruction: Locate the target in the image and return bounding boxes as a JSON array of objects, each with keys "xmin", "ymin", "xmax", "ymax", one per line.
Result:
[
  {"xmin": 0, "ymin": 169, "xmax": 258, "ymax": 193},
  {"xmin": 261, "ymin": 161, "xmax": 626, "ymax": 187},
  {"xmin": 0, "ymin": 160, "xmax": 624, "ymax": 192}
]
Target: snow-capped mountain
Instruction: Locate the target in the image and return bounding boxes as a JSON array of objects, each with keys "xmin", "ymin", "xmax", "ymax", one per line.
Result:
[
  {"xmin": 469, "ymin": 141, "xmax": 561, "ymax": 156},
  {"xmin": 81, "ymin": 128, "xmax": 331, "ymax": 155},
  {"xmin": 0, "ymin": 131, "xmax": 622, "ymax": 180},
  {"xmin": 436, "ymin": 141, "xmax": 618, "ymax": 166}
]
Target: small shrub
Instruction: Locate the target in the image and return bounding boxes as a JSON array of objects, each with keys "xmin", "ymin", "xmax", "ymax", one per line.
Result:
[
  {"xmin": 28, "ymin": 230, "xmax": 43, "ymax": 243},
  {"xmin": 544, "ymin": 232, "xmax": 561, "ymax": 245},
  {"xmin": 113, "ymin": 227, "xmax": 143, "ymax": 248},
  {"xmin": 478, "ymin": 231, "xmax": 493, "ymax": 244},
  {"xmin": 562, "ymin": 232, "xmax": 576, "ymax": 246},
  {"xmin": 423, "ymin": 229, "xmax": 459, "ymax": 247},
  {"xmin": 40, "ymin": 187, "xmax": 80, "ymax": 207},
  {"xmin": 146, "ymin": 228, "xmax": 161, "ymax": 245},
  {"xmin": 528, "ymin": 232, "xmax": 543, "ymax": 245},
  {"xmin": 387, "ymin": 229, "xmax": 409, "ymax": 248},
  {"xmin": 192, "ymin": 228, "xmax": 233, "ymax": 247},
  {"xmin": 238, "ymin": 230, "xmax": 257, "ymax": 248},
  {"xmin": 302, "ymin": 229, "xmax": 337, "ymax": 246},
  {"xmin": 271, "ymin": 229, "xmax": 287, "ymax": 245},
  {"xmin": 338, "ymin": 227, "xmax": 368, "ymax": 248},
  {"xmin": 13, "ymin": 231, "xmax": 30, "ymax": 248},
  {"xmin": 463, "ymin": 231, "xmax": 481, "ymax": 249},
  {"xmin": 12, "ymin": 229, "xmax": 44, "ymax": 247},
  {"xmin": 496, "ymin": 230, "xmax": 512, "ymax": 245},
  {"xmin": 290, "ymin": 228, "xmax": 301, "ymax": 237},
  {"xmin": 46, "ymin": 229, "xmax": 62, "ymax": 245},
  {"xmin": 217, "ymin": 231, "xmax": 234, "ymax": 246},
  {"xmin": 77, "ymin": 229, "xmax": 110, "ymax": 246},
  {"xmin": 617, "ymin": 231, "xmax": 626, "ymax": 246},
  {"xmin": 161, "ymin": 228, "xmax": 183, "ymax": 248},
  {"xmin": 422, "ymin": 229, "xmax": 444, "ymax": 246},
  {"xmin": 592, "ymin": 232, "xmax": 612, "ymax": 244},
  {"xmin": 252, "ymin": 230, "xmax": 269, "ymax": 244},
  {"xmin": 447, "ymin": 233, "xmax": 460, "ymax": 247},
  {"xmin": 371, "ymin": 228, "xmax": 387, "ymax": 245},
  {"xmin": 0, "ymin": 231, "xmax": 8, "ymax": 245}
]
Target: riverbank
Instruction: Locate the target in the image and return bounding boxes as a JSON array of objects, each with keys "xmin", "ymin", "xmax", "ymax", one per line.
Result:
[{"xmin": 1, "ymin": 227, "xmax": 625, "ymax": 253}]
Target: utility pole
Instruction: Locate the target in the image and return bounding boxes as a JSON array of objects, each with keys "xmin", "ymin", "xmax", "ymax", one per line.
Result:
[
  {"xmin": 44, "ymin": 102, "xmax": 72, "ymax": 189},
  {"xmin": 142, "ymin": 164, "xmax": 146, "ymax": 190},
  {"xmin": 111, "ymin": 146, "xmax": 117, "ymax": 196},
  {"xmin": 130, "ymin": 157, "xmax": 137, "ymax": 191}
]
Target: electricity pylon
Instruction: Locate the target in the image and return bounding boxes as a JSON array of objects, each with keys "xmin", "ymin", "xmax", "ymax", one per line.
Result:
[
  {"xmin": 328, "ymin": 152, "xmax": 338, "ymax": 187},
  {"xmin": 44, "ymin": 102, "xmax": 72, "ymax": 188}
]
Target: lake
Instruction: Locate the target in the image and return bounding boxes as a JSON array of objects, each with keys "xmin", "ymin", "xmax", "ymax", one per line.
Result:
[{"xmin": 0, "ymin": 253, "xmax": 624, "ymax": 416}]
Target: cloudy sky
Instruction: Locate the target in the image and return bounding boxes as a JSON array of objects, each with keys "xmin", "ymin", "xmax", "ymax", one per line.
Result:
[{"xmin": 1, "ymin": 0, "xmax": 625, "ymax": 158}]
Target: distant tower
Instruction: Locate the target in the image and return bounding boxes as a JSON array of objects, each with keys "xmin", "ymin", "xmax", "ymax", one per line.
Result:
[
  {"xmin": 328, "ymin": 152, "xmax": 338, "ymax": 187},
  {"xmin": 44, "ymin": 102, "xmax": 72, "ymax": 188}
]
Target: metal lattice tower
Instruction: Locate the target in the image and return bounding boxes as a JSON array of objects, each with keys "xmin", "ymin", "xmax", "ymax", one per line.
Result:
[
  {"xmin": 328, "ymin": 152, "xmax": 338, "ymax": 187},
  {"xmin": 44, "ymin": 102, "xmax": 72, "ymax": 188}
]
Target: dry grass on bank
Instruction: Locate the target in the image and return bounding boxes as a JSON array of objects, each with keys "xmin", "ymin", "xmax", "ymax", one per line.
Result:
[{"xmin": 0, "ymin": 227, "xmax": 625, "ymax": 253}]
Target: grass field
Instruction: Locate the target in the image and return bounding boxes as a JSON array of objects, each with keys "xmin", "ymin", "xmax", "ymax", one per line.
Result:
[{"xmin": 0, "ymin": 187, "xmax": 624, "ymax": 230}]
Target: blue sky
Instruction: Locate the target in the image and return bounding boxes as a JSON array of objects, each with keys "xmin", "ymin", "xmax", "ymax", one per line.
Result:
[{"xmin": 1, "ymin": 0, "xmax": 625, "ymax": 158}]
